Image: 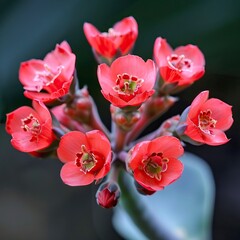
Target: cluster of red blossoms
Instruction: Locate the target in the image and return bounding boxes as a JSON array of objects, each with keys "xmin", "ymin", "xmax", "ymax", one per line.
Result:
[{"xmin": 6, "ymin": 16, "xmax": 233, "ymax": 208}]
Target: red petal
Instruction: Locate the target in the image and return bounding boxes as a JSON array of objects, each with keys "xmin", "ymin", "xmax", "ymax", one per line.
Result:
[
  {"xmin": 141, "ymin": 59, "xmax": 156, "ymax": 90},
  {"xmin": 188, "ymin": 91, "xmax": 209, "ymax": 120},
  {"xmin": 128, "ymin": 141, "xmax": 149, "ymax": 170},
  {"xmin": 83, "ymin": 22, "xmax": 101, "ymax": 43},
  {"xmin": 202, "ymin": 98, "xmax": 233, "ymax": 131},
  {"xmin": 19, "ymin": 60, "xmax": 46, "ymax": 91},
  {"xmin": 127, "ymin": 90, "xmax": 155, "ymax": 107},
  {"xmin": 95, "ymin": 35, "xmax": 117, "ymax": 58},
  {"xmin": 60, "ymin": 162, "xmax": 94, "ymax": 186},
  {"xmin": 153, "ymin": 37, "xmax": 173, "ymax": 67},
  {"xmin": 83, "ymin": 23, "xmax": 116, "ymax": 58},
  {"xmin": 133, "ymin": 169, "xmax": 164, "ymax": 191},
  {"xmin": 57, "ymin": 131, "xmax": 89, "ymax": 163},
  {"xmin": 113, "ymin": 16, "xmax": 138, "ymax": 35},
  {"xmin": 111, "ymin": 55, "xmax": 155, "ymax": 82},
  {"xmin": 24, "ymin": 91, "xmax": 54, "ymax": 102},
  {"xmin": 201, "ymin": 129, "xmax": 230, "ymax": 146},
  {"xmin": 97, "ymin": 64, "xmax": 114, "ymax": 94},
  {"xmin": 32, "ymin": 100, "xmax": 52, "ymax": 125},
  {"xmin": 159, "ymin": 66, "xmax": 181, "ymax": 84},
  {"xmin": 86, "ymin": 130, "xmax": 111, "ymax": 158},
  {"xmin": 114, "ymin": 16, "xmax": 138, "ymax": 54},
  {"xmin": 11, "ymin": 132, "xmax": 51, "ymax": 152},
  {"xmin": 44, "ymin": 43, "xmax": 75, "ymax": 78},
  {"xmin": 6, "ymin": 106, "xmax": 38, "ymax": 134},
  {"xmin": 148, "ymin": 136, "xmax": 184, "ymax": 159},
  {"xmin": 178, "ymin": 66, "xmax": 205, "ymax": 85},
  {"xmin": 159, "ymin": 157, "xmax": 183, "ymax": 186},
  {"xmin": 103, "ymin": 92, "xmax": 128, "ymax": 108},
  {"xmin": 95, "ymin": 161, "xmax": 111, "ymax": 180},
  {"xmin": 174, "ymin": 44, "xmax": 205, "ymax": 66},
  {"xmin": 59, "ymin": 41, "xmax": 72, "ymax": 53}
]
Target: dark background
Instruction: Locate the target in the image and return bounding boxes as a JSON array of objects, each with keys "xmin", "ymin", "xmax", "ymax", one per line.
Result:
[{"xmin": 0, "ymin": 0, "xmax": 240, "ymax": 239}]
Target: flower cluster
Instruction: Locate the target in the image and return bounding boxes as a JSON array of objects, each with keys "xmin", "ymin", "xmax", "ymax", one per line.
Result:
[{"xmin": 5, "ymin": 16, "xmax": 233, "ymax": 209}]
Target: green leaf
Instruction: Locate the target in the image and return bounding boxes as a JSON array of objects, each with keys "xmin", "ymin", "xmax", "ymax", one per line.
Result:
[{"xmin": 113, "ymin": 152, "xmax": 215, "ymax": 240}]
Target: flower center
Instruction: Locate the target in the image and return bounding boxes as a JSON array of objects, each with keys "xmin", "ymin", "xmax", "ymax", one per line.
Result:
[
  {"xmin": 21, "ymin": 114, "xmax": 41, "ymax": 142},
  {"xmin": 34, "ymin": 64, "xmax": 64, "ymax": 87},
  {"xmin": 75, "ymin": 145, "xmax": 98, "ymax": 174},
  {"xmin": 113, "ymin": 73, "xmax": 144, "ymax": 96},
  {"xmin": 142, "ymin": 152, "xmax": 169, "ymax": 181},
  {"xmin": 198, "ymin": 109, "xmax": 217, "ymax": 133},
  {"xmin": 101, "ymin": 28, "xmax": 120, "ymax": 39},
  {"xmin": 167, "ymin": 54, "xmax": 192, "ymax": 72}
]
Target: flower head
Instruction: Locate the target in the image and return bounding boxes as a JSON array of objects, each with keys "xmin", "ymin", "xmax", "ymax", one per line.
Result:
[
  {"xmin": 97, "ymin": 55, "xmax": 156, "ymax": 108},
  {"xmin": 19, "ymin": 41, "xmax": 76, "ymax": 103},
  {"xmin": 127, "ymin": 136, "xmax": 184, "ymax": 191},
  {"xmin": 183, "ymin": 91, "xmax": 233, "ymax": 146},
  {"xmin": 84, "ymin": 16, "xmax": 138, "ymax": 60},
  {"xmin": 57, "ymin": 130, "xmax": 112, "ymax": 186},
  {"xmin": 154, "ymin": 37, "xmax": 205, "ymax": 86},
  {"xmin": 6, "ymin": 100, "xmax": 54, "ymax": 152}
]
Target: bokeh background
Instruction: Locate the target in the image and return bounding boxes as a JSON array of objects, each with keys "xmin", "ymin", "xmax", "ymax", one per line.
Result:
[{"xmin": 0, "ymin": 0, "xmax": 240, "ymax": 239}]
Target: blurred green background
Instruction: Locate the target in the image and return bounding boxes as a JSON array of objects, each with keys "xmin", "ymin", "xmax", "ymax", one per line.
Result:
[{"xmin": 0, "ymin": 0, "xmax": 240, "ymax": 239}]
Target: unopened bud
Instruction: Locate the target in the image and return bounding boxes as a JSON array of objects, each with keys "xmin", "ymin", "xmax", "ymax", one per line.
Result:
[
  {"xmin": 146, "ymin": 95, "xmax": 177, "ymax": 118},
  {"xmin": 111, "ymin": 105, "xmax": 141, "ymax": 131},
  {"xmin": 96, "ymin": 182, "xmax": 120, "ymax": 209}
]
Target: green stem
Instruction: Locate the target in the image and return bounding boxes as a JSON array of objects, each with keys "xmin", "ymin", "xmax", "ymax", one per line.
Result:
[{"xmin": 118, "ymin": 170, "xmax": 180, "ymax": 240}]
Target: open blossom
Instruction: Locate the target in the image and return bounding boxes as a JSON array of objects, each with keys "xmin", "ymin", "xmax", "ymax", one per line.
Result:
[
  {"xmin": 84, "ymin": 16, "xmax": 138, "ymax": 60},
  {"xmin": 127, "ymin": 136, "xmax": 184, "ymax": 191},
  {"xmin": 6, "ymin": 100, "xmax": 54, "ymax": 152},
  {"xmin": 19, "ymin": 41, "xmax": 76, "ymax": 103},
  {"xmin": 97, "ymin": 55, "xmax": 156, "ymax": 108},
  {"xmin": 183, "ymin": 91, "xmax": 233, "ymax": 146},
  {"xmin": 154, "ymin": 37, "xmax": 205, "ymax": 86},
  {"xmin": 57, "ymin": 130, "xmax": 112, "ymax": 186}
]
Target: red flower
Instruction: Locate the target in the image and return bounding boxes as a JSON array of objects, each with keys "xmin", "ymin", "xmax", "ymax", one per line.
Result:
[
  {"xmin": 184, "ymin": 91, "xmax": 233, "ymax": 146},
  {"xmin": 154, "ymin": 37, "xmax": 205, "ymax": 86},
  {"xmin": 19, "ymin": 41, "xmax": 76, "ymax": 103},
  {"xmin": 127, "ymin": 136, "xmax": 184, "ymax": 191},
  {"xmin": 97, "ymin": 55, "xmax": 156, "ymax": 108},
  {"xmin": 84, "ymin": 16, "xmax": 138, "ymax": 59},
  {"xmin": 6, "ymin": 100, "xmax": 54, "ymax": 152},
  {"xmin": 57, "ymin": 130, "xmax": 112, "ymax": 186}
]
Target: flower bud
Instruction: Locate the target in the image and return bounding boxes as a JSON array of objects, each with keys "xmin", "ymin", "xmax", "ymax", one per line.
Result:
[
  {"xmin": 110, "ymin": 105, "xmax": 141, "ymax": 131},
  {"xmin": 96, "ymin": 182, "xmax": 120, "ymax": 209},
  {"xmin": 145, "ymin": 95, "xmax": 177, "ymax": 118},
  {"xmin": 65, "ymin": 87, "xmax": 92, "ymax": 123}
]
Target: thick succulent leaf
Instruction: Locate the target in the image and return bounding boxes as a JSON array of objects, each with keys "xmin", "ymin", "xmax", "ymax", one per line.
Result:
[{"xmin": 113, "ymin": 152, "xmax": 215, "ymax": 240}]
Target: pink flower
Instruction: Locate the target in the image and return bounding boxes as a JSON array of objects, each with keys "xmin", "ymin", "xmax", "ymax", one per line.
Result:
[
  {"xmin": 97, "ymin": 55, "xmax": 156, "ymax": 108},
  {"xmin": 19, "ymin": 41, "xmax": 76, "ymax": 103},
  {"xmin": 184, "ymin": 91, "xmax": 233, "ymax": 146},
  {"xmin": 84, "ymin": 16, "xmax": 138, "ymax": 60},
  {"xmin": 127, "ymin": 136, "xmax": 184, "ymax": 191},
  {"xmin": 154, "ymin": 37, "xmax": 205, "ymax": 86},
  {"xmin": 6, "ymin": 100, "xmax": 54, "ymax": 152},
  {"xmin": 57, "ymin": 130, "xmax": 112, "ymax": 186}
]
